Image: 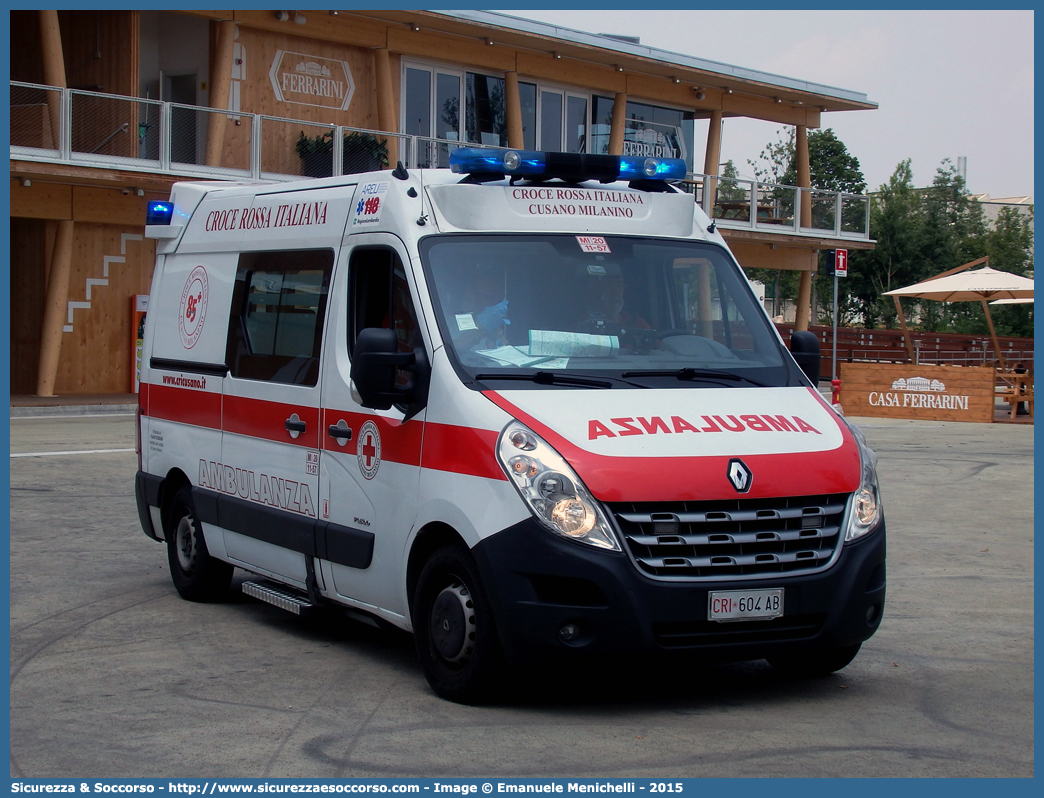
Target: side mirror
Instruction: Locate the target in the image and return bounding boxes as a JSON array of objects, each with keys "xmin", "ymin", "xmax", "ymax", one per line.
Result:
[
  {"xmin": 789, "ymin": 330, "xmax": 821, "ymax": 385},
  {"xmin": 351, "ymin": 328, "xmax": 429, "ymax": 411}
]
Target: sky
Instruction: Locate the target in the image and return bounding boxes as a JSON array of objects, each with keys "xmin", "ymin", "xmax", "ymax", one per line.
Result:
[{"xmin": 501, "ymin": 9, "xmax": 1034, "ymax": 200}]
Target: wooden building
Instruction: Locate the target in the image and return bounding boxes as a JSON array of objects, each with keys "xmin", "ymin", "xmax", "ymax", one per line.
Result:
[{"xmin": 9, "ymin": 9, "xmax": 877, "ymax": 397}]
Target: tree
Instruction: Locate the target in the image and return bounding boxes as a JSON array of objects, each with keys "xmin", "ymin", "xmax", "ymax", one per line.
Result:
[
  {"xmin": 716, "ymin": 159, "xmax": 747, "ymax": 202},
  {"xmin": 846, "ymin": 160, "xmax": 923, "ymax": 326},
  {"xmin": 747, "ymin": 127, "xmax": 866, "ymax": 194},
  {"xmin": 848, "ymin": 159, "xmax": 1032, "ymax": 336},
  {"xmin": 746, "ymin": 128, "xmax": 867, "ymax": 322}
]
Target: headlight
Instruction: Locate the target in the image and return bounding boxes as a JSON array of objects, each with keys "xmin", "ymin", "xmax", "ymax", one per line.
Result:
[
  {"xmin": 497, "ymin": 422, "xmax": 620, "ymax": 551},
  {"xmin": 845, "ymin": 421, "xmax": 883, "ymax": 541}
]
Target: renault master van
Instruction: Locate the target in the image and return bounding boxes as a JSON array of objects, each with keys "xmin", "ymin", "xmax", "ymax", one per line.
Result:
[{"xmin": 135, "ymin": 149, "xmax": 885, "ymax": 702}]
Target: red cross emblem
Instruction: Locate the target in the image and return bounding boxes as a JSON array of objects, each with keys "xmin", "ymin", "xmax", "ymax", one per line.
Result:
[
  {"xmin": 362, "ymin": 434, "xmax": 377, "ymax": 467},
  {"xmin": 357, "ymin": 420, "xmax": 381, "ymax": 479}
]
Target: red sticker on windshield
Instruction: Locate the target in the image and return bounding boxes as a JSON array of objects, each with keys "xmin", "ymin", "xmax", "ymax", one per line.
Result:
[{"xmin": 577, "ymin": 236, "xmax": 611, "ymax": 253}]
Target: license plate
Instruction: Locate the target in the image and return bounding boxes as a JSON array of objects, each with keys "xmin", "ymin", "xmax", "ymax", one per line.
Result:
[{"xmin": 708, "ymin": 588, "xmax": 784, "ymax": 622}]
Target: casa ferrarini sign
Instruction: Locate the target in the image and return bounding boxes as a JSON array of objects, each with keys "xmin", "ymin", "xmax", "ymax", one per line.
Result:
[{"xmin": 269, "ymin": 51, "xmax": 355, "ymax": 111}]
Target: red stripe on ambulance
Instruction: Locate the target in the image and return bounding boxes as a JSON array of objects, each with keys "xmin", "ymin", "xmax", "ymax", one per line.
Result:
[
  {"xmin": 422, "ymin": 424, "xmax": 505, "ymax": 481},
  {"xmin": 319, "ymin": 408, "xmax": 422, "ymax": 466},
  {"xmin": 223, "ymin": 395, "xmax": 320, "ymax": 449},
  {"xmin": 484, "ymin": 391, "xmax": 859, "ymax": 503},
  {"xmin": 145, "ymin": 382, "xmax": 221, "ymax": 429}
]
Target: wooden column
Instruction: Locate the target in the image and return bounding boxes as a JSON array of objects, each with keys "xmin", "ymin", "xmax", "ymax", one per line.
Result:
[
  {"xmin": 374, "ymin": 48, "xmax": 399, "ymax": 167},
  {"xmin": 504, "ymin": 71, "xmax": 524, "ymax": 149},
  {"xmin": 204, "ymin": 20, "xmax": 236, "ymax": 168},
  {"xmin": 608, "ymin": 92, "xmax": 627, "ymax": 156},
  {"xmin": 39, "ymin": 10, "xmax": 66, "ymax": 149},
  {"xmin": 795, "ymin": 251, "xmax": 814, "ymax": 332},
  {"xmin": 702, "ymin": 110, "xmax": 723, "ymax": 209},
  {"xmin": 36, "ymin": 220, "xmax": 75, "ymax": 397},
  {"xmin": 796, "ymin": 124, "xmax": 812, "ymax": 228}
]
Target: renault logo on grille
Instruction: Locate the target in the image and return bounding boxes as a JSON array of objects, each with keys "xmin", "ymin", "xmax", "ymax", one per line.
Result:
[{"xmin": 727, "ymin": 458, "xmax": 752, "ymax": 493}]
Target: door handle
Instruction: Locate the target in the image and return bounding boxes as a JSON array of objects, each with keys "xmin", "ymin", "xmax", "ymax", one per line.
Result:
[
  {"xmin": 327, "ymin": 420, "xmax": 353, "ymax": 443},
  {"xmin": 285, "ymin": 414, "xmax": 307, "ymax": 436}
]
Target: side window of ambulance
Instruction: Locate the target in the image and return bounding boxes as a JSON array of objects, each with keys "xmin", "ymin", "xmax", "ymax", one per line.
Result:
[
  {"xmin": 348, "ymin": 247, "xmax": 421, "ymax": 355},
  {"xmin": 225, "ymin": 249, "xmax": 334, "ymax": 386},
  {"xmin": 348, "ymin": 247, "xmax": 422, "ymax": 387}
]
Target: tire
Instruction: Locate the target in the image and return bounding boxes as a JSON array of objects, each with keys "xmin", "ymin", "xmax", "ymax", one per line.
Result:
[
  {"xmin": 413, "ymin": 543, "xmax": 505, "ymax": 703},
  {"xmin": 165, "ymin": 486, "xmax": 233, "ymax": 602},
  {"xmin": 768, "ymin": 642, "xmax": 862, "ymax": 677}
]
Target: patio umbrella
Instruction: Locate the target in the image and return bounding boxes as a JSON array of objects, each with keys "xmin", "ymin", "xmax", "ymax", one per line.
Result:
[
  {"xmin": 885, "ymin": 266, "xmax": 1034, "ymax": 302},
  {"xmin": 883, "ymin": 258, "xmax": 1033, "ymax": 369}
]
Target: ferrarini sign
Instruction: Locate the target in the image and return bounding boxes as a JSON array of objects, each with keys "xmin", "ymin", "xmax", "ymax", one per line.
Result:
[
  {"xmin": 269, "ymin": 51, "xmax": 355, "ymax": 111},
  {"xmin": 839, "ymin": 362, "xmax": 995, "ymax": 423}
]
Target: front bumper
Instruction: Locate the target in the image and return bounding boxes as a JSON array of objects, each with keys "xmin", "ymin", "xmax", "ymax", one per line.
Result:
[{"xmin": 471, "ymin": 515, "xmax": 885, "ymax": 666}]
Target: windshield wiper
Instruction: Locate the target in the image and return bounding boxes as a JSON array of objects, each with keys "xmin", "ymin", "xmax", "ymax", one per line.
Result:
[
  {"xmin": 620, "ymin": 368, "xmax": 768, "ymax": 387},
  {"xmin": 474, "ymin": 371, "xmax": 614, "ymax": 389}
]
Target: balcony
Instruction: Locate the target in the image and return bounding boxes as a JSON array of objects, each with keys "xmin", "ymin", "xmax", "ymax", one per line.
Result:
[
  {"xmin": 10, "ymin": 81, "xmax": 870, "ymax": 241},
  {"xmin": 679, "ymin": 174, "xmax": 871, "ymax": 242}
]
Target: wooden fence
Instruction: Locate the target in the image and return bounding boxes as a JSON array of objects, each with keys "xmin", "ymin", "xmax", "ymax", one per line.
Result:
[{"xmin": 775, "ymin": 324, "xmax": 1034, "ymax": 377}]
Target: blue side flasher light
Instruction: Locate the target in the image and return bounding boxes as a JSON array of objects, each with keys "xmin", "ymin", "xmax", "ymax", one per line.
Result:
[
  {"xmin": 146, "ymin": 201, "xmax": 175, "ymax": 225},
  {"xmin": 618, "ymin": 156, "xmax": 687, "ymax": 181},
  {"xmin": 450, "ymin": 148, "xmax": 547, "ymax": 175}
]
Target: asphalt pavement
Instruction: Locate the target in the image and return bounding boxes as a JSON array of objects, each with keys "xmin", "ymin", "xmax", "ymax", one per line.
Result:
[{"xmin": 8, "ymin": 412, "xmax": 1034, "ymax": 778}]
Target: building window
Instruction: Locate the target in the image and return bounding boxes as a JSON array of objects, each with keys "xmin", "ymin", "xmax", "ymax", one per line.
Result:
[
  {"xmin": 465, "ymin": 72, "xmax": 506, "ymax": 147},
  {"xmin": 403, "ymin": 65, "xmax": 464, "ymax": 166},
  {"xmin": 591, "ymin": 96, "xmax": 687, "ymax": 160},
  {"xmin": 407, "ymin": 61, "xmax": 704, "ymax": 158}
]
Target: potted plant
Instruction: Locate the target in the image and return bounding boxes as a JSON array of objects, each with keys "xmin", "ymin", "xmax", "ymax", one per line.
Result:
[{"xmin": 296, "ymin": 130, "xmax": 389, "ymax": 178}]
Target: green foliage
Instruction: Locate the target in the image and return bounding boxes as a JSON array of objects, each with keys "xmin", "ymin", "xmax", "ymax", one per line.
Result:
[
  {"xmin": 747, "ymin": 128, "xmax": 866, "ymax": 194},
  {"xmin": 746, "ymin": 128, "xmax": 869, "ymax": 320},
  {"xmin": 746, "ymin": 127, "xmax": 1034, "ymax": 339},
  {"xmin": 843, "ymin": 159, "xmax": 1032, "ymax": 337},
  {"xmin": 295, "ymin": 130, "xmax": 389, "ymax": 175},
  {"xmin": 716, "ymin": 159, "xmax": 747, "ymax": 202}
]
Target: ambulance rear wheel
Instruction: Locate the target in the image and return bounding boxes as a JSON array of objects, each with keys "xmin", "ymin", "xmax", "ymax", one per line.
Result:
[
  {"xmin": 768, "ymin": 642, "xmax": 861, "ymax": 677},
  {"xmin": 414, "ymin": 544, "xmax": 504, "ymax": 703},
  {"xmin": 165, "ymin": 486, "xmax": 233, "ymax": 602}
]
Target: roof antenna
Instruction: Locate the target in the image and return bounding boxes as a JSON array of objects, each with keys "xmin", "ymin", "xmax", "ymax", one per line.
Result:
[
  {"xmin": 416, "ymin": 167, "xmax": 428, "ymax": 226},
  {"xmin": 707, "ymin": 221, "xmax": 716, "ymax": 234},
  {"xmin": 392, "ymin": 160, "xmax": 409, "ymax": 180}
]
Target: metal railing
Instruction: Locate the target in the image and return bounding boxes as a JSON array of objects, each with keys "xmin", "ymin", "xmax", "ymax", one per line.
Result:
[
  {"xmin": 681, "ymin": 173, "xmax": 871, "ymax": 240},
  {"xmin": 10, "ymin": 81, "xmax": 871, "ymax": 240}
]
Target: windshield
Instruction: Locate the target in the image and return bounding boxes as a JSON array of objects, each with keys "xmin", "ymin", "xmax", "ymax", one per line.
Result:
[{"xmin": 420, "ymin": 234, "xmax": 792, "ymax": 388}]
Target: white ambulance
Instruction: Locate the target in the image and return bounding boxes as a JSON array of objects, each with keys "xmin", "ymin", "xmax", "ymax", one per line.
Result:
[{"xmin": 135, "ymin": 148, "xmax": 885, "ymax": 702}]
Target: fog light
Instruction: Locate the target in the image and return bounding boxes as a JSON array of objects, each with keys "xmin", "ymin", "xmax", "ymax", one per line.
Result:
[
  {"xmin": 865, "ymin": 604, "xmax": 879, "ymax": 626},
  {"xmin": 558, "ymin": 623, "xmax": 580, "ymax": 642}
]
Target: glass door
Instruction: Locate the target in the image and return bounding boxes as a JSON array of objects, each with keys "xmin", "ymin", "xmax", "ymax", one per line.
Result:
[{"xmin": 402, "ymin": 63, "xmax": 463, "ymax": 167}]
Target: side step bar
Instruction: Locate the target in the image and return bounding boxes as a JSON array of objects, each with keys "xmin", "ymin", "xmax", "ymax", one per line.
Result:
[{"xmin": 241, "ymin": 580, "xmax": 317, "ymax": 617}]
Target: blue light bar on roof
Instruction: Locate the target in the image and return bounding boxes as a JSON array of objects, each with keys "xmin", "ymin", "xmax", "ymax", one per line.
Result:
[
  {"xmin": 450, "ymin": 148, "xmax": 547, "ymax": 176},
  {"xmin": 146, "ymin": 201, "xmax": 175, "ymax": 226},
  {"xmin": 619, "ymin": 155, "xmax": 687, "ymax": 181},
  {"xmin": 449, "ymin": 148, "xmax": 686, "ymax": 183}
]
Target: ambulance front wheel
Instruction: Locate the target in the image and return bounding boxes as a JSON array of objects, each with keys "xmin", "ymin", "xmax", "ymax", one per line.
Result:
[
  {"xmin": 413, "ymin": 543, "xmax": 505, "ymax": 703},
  {"xmin": 165, "ymin": 486, "xmax": 234, "ymax": 602}
]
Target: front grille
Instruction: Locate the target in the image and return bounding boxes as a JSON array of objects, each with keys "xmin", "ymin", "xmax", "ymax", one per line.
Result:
[{"xmin": 610, "ymin": 493, "xmax": 849, "ymax": 579}]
